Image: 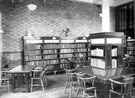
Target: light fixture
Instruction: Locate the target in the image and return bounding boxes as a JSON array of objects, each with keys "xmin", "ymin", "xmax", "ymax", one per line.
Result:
[
  {"xmin": 99, "ymin": 13, "xmax": 102, "ymax": 17},
  {"xmin": 52, "ymin": 37, "xmax": 56, "ymax": 40},
  {"xmin": 83, "ymin": 36, "xmax": 86, "ymax": 40},
  {"xmin": 27, "ymin": 2, "xmax": 37, "ymax": 11}
]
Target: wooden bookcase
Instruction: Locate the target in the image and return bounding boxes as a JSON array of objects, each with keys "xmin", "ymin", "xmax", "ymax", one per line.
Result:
[
  {"xmin": 23, "ymin": 36, "xmax": 90, "ymax": 73},
  {"xmin": 126, "ymin": 39, "xmax": 135, "ymax": 68},
  {"xmin": 89, "ymin": 32, "xmax": 125, "ymax": 69}
]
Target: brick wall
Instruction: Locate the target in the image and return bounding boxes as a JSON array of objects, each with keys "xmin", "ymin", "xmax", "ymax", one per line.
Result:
[
  {"xmin": 0, "ymin": 0, "xmax": 115, "ymax": 67},
  {"xmin": 2, "ymin": 0, "xmax": 102, "ymax": 52}
]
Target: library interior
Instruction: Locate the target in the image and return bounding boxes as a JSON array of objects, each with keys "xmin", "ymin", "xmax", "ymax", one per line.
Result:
[{"xmin": 0, "ymin": 0, "xmax": 135, "ymax": 98}]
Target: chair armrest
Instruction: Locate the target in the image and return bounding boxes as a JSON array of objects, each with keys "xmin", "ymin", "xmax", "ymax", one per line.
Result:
[
  {"xmin": 109, "ymin": 79, "xmax": 127, "ymax": 85},
  {"xmin": 79, "ymin": 76, "xmax": 96, "ymax": 81}
]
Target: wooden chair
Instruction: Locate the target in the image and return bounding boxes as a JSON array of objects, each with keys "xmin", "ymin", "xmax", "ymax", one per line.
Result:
[
  {"xmin": 122, "ymin": 74, "xmax": 135, "ymax": 98},
  {"xmin": 30, "ymin": 67, "xmax": 47, "ymax": 92},
  {"xmin": 109, "ymin": 76, "xmax": 134, "ymax": 98},
  {"xmin": 76, "ymin": 73, "xmax": 97, "ymax": 98},
  {"xmin": 64, "ymin": 68, "xmax": 78, "ymax": 98},
  {"xmin": 0, "ymin": 71, "xmax": 10, "ymax": 92}
]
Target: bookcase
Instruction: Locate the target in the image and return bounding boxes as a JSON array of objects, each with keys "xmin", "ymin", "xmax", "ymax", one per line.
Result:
[
  {"xmin": 126, "ymin": 39, "xmax": 135, "ymax": 68},
  {"xmin": 89, "ymin": 32, "xmax": 125, "ymax": 69},
  {"xmin": 23, "ymin": 36, "xmax": 90, "ymax": 73}
]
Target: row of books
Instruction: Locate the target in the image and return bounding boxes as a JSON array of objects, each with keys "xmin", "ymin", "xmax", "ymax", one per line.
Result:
[
  {"xmin": 111, "ymin": 48, "xmax": 117, "ymax": 56},
  {"xmin": 60, "ymin": 44, "xmax": 76, "ymax": 48},
  {"xmin": 127, "ymin": 47, "xmax": 135, "ymax": 50},
  {"xmin": 26, "ymin": 61, "xmax": 46, "ymax": 66},
  {"xmin": 76, "ymin": 44, "xmax": 86, "ymax": 47},
  {"xmin": 127, "ymin": 51, "xmax": 135, "ymax": 55},
  {"xmin": 25, "ymin": 44, "xmax": 41, "ymax": 50},
  {"xmin": 60, "ymin": 64, "xmax": 65, "ymax": 69},
  {"xmin": 43, "ymin": 49, "xmax": 57, "ymax": 54},
  {"xmin": 25, "ymin": 56, "xmax": 42, "ymax": 61},
  {"xmin": 128, "ymin": 56, "xmax": 135, "ymax": 60},
  {"xmin": 91, "ymin": 58, "xmax": 105, "ymax": 69},
  {"xmin": 127, "ymin": 42, "xmax": 135, "ymax": 46},
  {"xmin": 60, "ymin": 53, "xmax": 73, "ymax": 58},
  {"xmin": 91, "ymin": 48, "xmax": 104, "ymax": 57},
  {"xmin": 43, "ymin": 55, "xmax": 58, "ymax": 60},
  {"xmin": 112, "ymin": 59, "xmax": 117, "ymax": 68},
  {"xmin": 43, "ymin": 44, "xmax": 59, "ymax": 49},
  {"xmin": 75, "ymin": 48, "xmax": 87, "ymax": 52},
  {"xmin": 61, "ymin": 49, "xmax": 75, "ymax": 53},
  {"xmin": 25, "ymin": 50, "xmax": 41, "ymax": 56},
  {"xmin": 45, "ymin": 60, "xmax": 59, "ymax": 65}
]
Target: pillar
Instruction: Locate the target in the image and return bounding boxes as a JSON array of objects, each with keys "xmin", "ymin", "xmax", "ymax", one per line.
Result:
[
  {"xmin": 0, "ymin": 10, "xmax": 3, "ymax": 86},
  {"xmin": 102, "ymin": 0, "xmax": 110, "ymax": 32},
  {"xmin": 134, "ymin": 0, "xmax": 135, "ymax": 38}
]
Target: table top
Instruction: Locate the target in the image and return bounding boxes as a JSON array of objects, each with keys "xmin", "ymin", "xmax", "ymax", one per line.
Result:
[
  {"xmin": 8, "ymin": 65, "xmax": 34, "ymax": 74},
  {"xmin": 75, "ymin": 66, "xmax": 135, "ymax": 82}
]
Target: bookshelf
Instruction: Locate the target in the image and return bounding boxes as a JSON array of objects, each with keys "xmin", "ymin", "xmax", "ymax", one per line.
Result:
[
  {"xmin": 89, "ymin": 32, "xmax": 125, "ymax": 69},
  {"xmin": 23, "ymin": 36, "xmax": 90, "ymax": 73},
  {"xmin": 126, "ymin": 39, "xmax": 135, "ymax": 68}
]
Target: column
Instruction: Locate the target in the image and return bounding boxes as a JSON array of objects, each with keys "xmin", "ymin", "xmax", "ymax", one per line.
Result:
[
  {"xmin": 0, "ymin": 10, "xmax": 3, "ymax": 86},
  {"xmin": 102, "ymin": 0, "xmax": 110, "ymax": 32},
  {"xmin": 134, "ymin": 0, "xmax": 135, "ymax": 38}
]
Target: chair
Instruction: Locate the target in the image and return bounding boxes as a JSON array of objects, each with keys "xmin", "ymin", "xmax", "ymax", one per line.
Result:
[
  {"xmin": 0, "ymin": 71, "xmax": 10, "ymax": 92},
  {"xmin": 75, "ymin": 73, "xmax": 97, "ymax": 98},
  {"xmin": 64, "ymin": 68, "xmax": 78, "ymax": 98},
  {"xmin": 123, "ymin": 74, "xmax": 135, "ymax": 98},
  {"xmin": 109, "ymin": 76, "xmax": 134, "ymax": 98},
  {"xmin": 30, "ymin": 66, "xmax": 47, "ymax": 92}
]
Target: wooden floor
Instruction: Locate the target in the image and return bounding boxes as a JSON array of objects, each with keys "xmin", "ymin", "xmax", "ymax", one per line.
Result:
[{"xmin": 0, "ymin": 73, "xmax": 134, "ymax": 98}]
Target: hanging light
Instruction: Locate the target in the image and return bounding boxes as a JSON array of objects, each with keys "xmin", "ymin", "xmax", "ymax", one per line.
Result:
[{"xmin": 27, "ymin": 2, "xmax": 37, "ymax": 11}]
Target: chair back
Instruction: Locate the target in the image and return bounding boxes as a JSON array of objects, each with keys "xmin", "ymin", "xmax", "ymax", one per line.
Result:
[
  {"xmin": 124, "ymin": 77, "xmax": 134, "ymax": 92},
  {"xmin": 77, "ymin": 74, "xmax": 96, "ymax": 88}
]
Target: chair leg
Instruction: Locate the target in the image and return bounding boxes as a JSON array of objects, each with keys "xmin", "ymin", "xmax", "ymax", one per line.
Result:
[
  {"xmin": 109, "ymin": 91, "xmax": 111, "ymax": 98},
  {"xmin": 75, "ymin": 86, "xmax": 80, "ymax": 98},
  {"xmin": 7, "ymin": 80, "xmax": 10, "ymax": 92},
  {"xmin": 41, "ymin": 79, "xmax": 45, "ymax": 91},
  {"xmin": 69, "ymin": 82, "xmax": 73, "ymax": 98},
  {"xmin": 31, "ymin": 79, "xmax": 33, "ymax": 92},
  {"xmin": 64, "ymin": 81, "xmax": 69, "ymax": 94},
  {"xmin": 94, "ymin": 88, "xmax": 97, "ymax": 98}
]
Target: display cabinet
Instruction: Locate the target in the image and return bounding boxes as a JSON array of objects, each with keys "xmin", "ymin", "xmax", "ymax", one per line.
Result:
[
  {"xmin": 89, "ymin": 32, "xmax": 125, "ymax": 69},
  {"xmin": 126, "ymin": 39, "xmax": 135, "ymax": 68}
]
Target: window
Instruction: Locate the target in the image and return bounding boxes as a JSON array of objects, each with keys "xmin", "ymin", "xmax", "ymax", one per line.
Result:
[{"xmin": 115, "ymin": 2, "xmax": 134, "ymax": 38}]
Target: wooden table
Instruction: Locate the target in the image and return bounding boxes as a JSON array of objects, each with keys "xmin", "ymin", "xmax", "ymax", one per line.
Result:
[
  {"xmin": 75, "ymin": 66, "xmax": 135, "ymax": 98},
  {"xmin": 8, "ymin": 65, "xmax": 34, "ymax": 92}
]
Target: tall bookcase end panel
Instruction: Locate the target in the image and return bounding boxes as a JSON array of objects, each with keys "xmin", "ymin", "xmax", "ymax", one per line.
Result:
[{"xmin": 89, "ymin": 32, "xmax": 125, "ymax": 69}]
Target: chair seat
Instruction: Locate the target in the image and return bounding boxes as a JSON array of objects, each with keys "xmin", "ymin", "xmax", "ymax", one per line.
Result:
[
  {"xmin": 84, "ymin": 90, "xmax": 96, "ymax": 98},
  {"xmin": 110, "ymin": 89, "xmax": 131, "ymax": 96}
]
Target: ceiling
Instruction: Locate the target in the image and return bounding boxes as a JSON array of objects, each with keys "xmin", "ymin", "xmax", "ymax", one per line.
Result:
[
  {"xmin": 0, "ymin": 0, "xmax": 133, "ymax": 7},
  {"xmin": 70, "ymin": 0, "xmax": 133, "ymax": 6}
]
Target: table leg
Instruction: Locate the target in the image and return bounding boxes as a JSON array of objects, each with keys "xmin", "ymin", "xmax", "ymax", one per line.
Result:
[
  {"xmin": 25, "ymin": 73, "xmax": 29, "ymax": 92},
  {"xmin": 11, "ymin": 74, "xmax": 15, "ymax": 93}
]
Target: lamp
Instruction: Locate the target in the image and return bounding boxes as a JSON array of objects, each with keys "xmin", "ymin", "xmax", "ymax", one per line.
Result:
[{"xmin": 27, "ymin": 2, "xmax": 37, "ymax": 11}]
